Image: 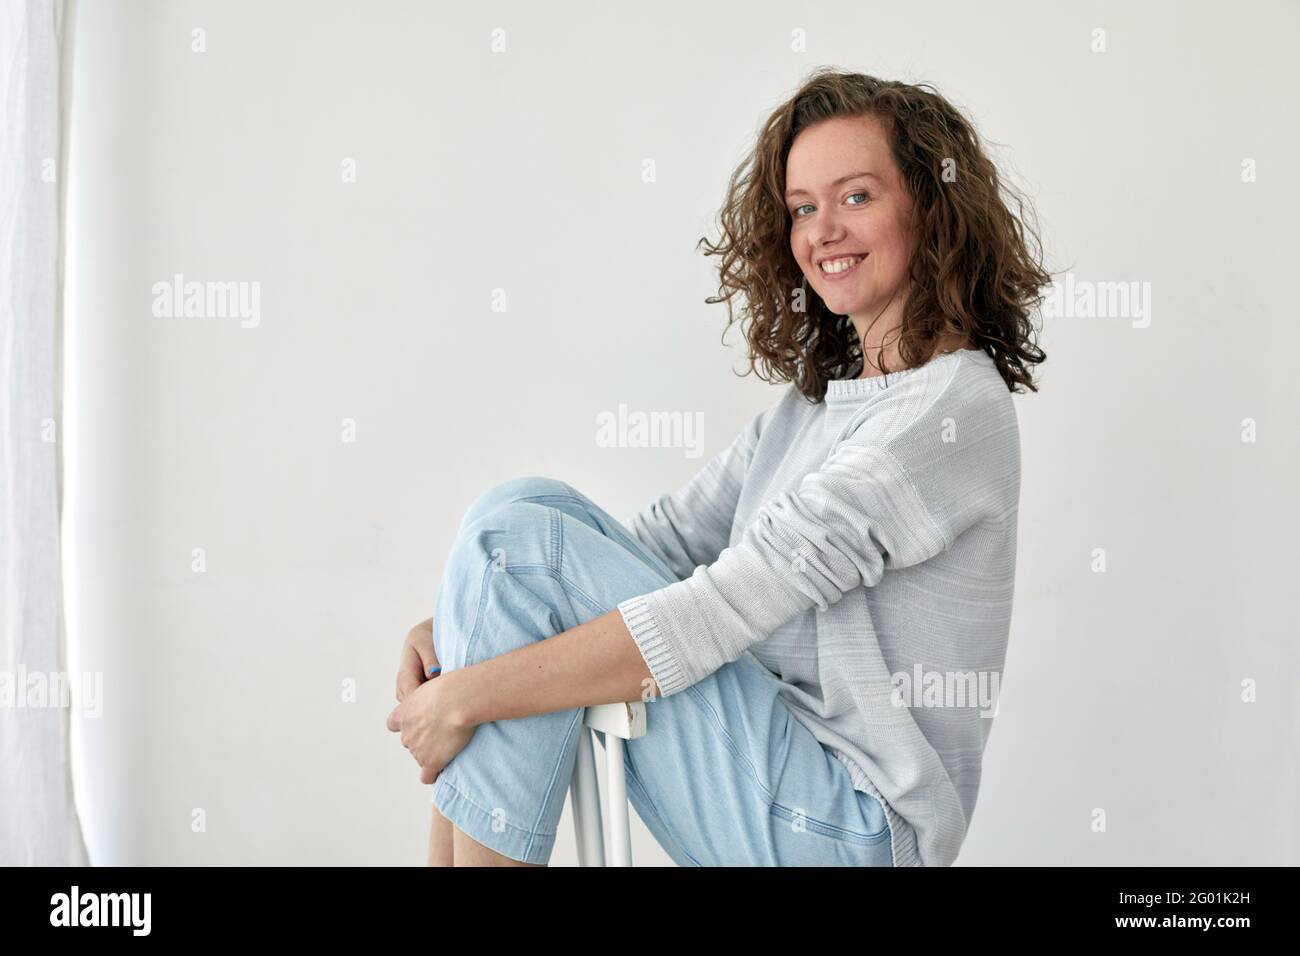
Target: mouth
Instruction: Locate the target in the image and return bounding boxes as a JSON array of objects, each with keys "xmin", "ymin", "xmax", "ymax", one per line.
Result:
[{"xmin": 818, "ymin": 253, "xmax": 867, "ymax": 281}]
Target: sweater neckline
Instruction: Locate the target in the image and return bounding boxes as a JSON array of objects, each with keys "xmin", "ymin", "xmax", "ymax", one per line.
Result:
[{"xmin": 824, "ymin": 348, "xmax": 985, "ymax": 402}]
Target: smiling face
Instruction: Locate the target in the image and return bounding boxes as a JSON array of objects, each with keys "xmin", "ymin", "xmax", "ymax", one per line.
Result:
[{"xmin": 785, "ymin": 114, "xmax": 918, "ymax": 353}]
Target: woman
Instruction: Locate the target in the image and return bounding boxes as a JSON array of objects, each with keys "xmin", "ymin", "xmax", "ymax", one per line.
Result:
[{"xmin": 387, "ymin": 67, "xmax": 1049, "ymax": 866}]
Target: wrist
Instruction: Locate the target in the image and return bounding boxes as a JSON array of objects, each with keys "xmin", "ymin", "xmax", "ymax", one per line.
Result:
[{"xmin": 441, "ymin": 667, "xmax": 482, "ymax": 730}]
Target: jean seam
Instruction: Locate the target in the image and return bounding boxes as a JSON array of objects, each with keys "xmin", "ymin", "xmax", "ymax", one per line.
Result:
[
  {"xmin": 683, "ymin": 682, "xmax": 774, "ymax": 799},
  {"xmin": 685, "ymin": 672, "xmax": 888, "ymax": 845},
  {"xmin": 618, "ymin": 751, "xmax": 704, "ymax": 866},
  {"xmin": 460, "ymin": 558, "xmax": 498, "ymax": 670},
  {"xmin": 559, "ymin": 577, "xmax": 603, "ymax": 616},
  {"xmin": 527, "ymin": 704, "xmax": 586, "ymax": 850},
  {"xmin": 509, "ymin": 493, "xmax": 588, "ymax": 572},
  {"xmin": 549, "ymin": 501, "xmax": 562, "ymax": 571},
  {"xmin": 513, "ymin": 492, "xmax": 676, "ymax": 587},
  {"xmin": 768, "ymin": 803, "xmax": 892, "ymax": 845},
  {"xmin": 501, "ymin": 565, "xmax": 605, "ymax": 619}
]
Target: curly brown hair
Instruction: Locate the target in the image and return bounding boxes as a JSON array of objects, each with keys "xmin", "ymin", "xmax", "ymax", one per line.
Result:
[{"xmin": 699, "ymin": 67, "xmax": 1051, "ymax": 400}]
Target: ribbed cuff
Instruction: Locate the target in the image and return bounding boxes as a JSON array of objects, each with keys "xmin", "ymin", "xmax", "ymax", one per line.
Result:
[{"xmin": 617, "ymin": 593, "xmax": 689, "ymax": 698}]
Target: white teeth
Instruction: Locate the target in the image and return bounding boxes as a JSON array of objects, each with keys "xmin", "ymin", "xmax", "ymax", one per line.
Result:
[{"xmin": 820, "ymin": 255, "xmax": 864, "ymax": 274}]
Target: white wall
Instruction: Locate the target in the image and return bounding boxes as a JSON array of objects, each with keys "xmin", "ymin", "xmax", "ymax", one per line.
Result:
[{"xmin": 65, "ymin": 0, "xmax": 1300, "ymax": 865}]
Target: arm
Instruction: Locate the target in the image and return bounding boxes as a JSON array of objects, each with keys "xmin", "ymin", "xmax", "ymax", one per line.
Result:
[
  {"xmin": 447, "ymin": 608, "xmax": 652, "ymax": 729},
  {"xmin": 389, "ymin": 608, "xmax": 651, "ymax": 784},
  {"xmin": 440, "ymin": 429, "xmax": 962, "ymax": 728},
  {"xmin": 623, "ymin": 405, "xmax": 766, "ymax": 581},
  {"xmin": 617, "ymin": 380, "xmax": 1018, "ymax": 698},
  {"xmin": 440, "ymin": 405, "xmax": 773, "ymax": 727},
  {"xmin": 443, "ymin": 378, "xmax": 1012, "ymax": 727}
]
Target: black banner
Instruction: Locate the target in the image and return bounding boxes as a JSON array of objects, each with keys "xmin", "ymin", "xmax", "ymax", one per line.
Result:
[{"xmin": 0, "ymin": 865, "xmax": 1281, "ymax": 941}]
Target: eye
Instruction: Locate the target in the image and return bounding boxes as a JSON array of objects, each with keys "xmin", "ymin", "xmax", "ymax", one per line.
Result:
[{"xmin": 790, "ymin": 191, "xmax": 870, "ymax": 218}]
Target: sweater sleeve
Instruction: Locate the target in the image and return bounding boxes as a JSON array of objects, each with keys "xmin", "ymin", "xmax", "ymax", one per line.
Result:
[
  {"xmin": 617, "ymin": 391, "xmax": 1012, "ymax": 697},
  {"xmin": 621, "ymin": 408, "xmax": 764, "ymax": 583}
]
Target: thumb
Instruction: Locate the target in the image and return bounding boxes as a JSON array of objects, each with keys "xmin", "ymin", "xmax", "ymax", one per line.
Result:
[{"xmin": 386, "ymin": 703, "xmax": 402, "ymax": 733}]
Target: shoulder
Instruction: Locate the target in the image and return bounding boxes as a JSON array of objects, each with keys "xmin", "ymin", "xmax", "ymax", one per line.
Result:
[
  {"xmin": 840, "ymin": 351, "xmax": 1020, "ymax": 546},
  {"xmin": 845, "ymin": 350, "xmax": 1021, "ymax": 515},
  {"xmin": 852, "ymin": 349, "xmax": 1017, "ymax": 449},
  {"xmin": 754, "ymin": 381, "xmax": 815, "ymax": 433}
]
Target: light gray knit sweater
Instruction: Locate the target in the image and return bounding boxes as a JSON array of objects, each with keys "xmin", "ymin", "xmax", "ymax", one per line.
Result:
[{"xmin": 617, "ymin": 347, "xmax": 1020, "ymax": 867}]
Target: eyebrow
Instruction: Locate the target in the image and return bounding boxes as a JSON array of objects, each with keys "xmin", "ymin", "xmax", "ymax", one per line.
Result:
[{"xmin": 785, "ymin": 171, "xmax": 881, "ymax": 200}]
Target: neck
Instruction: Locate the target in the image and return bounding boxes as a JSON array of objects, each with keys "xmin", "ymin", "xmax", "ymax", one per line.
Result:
[
  {"xmin": 854, "ymin": 328, "xmax": 975, "ymax": 379},
  {"xmin": 849, "ymin": 286, "xmax": 915, "ymax": 378}
]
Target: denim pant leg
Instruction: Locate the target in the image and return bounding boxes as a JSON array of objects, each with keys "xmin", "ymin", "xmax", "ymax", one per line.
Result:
[
  {"xmin": 431, "ymin": 476, "xmax": 893, "ymax": 866},
  {"xmin": 429, "ymin": 477, "xmax": 670, "ymax": 863}
]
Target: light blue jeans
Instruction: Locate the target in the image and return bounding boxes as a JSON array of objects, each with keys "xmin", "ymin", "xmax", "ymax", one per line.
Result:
[{"xmin": 429, "ymin": 476, "xmax": 893, "ymax": 866}]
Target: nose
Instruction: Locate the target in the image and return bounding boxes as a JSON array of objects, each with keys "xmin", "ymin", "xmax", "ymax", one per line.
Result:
[{"xmin": 806, "ymin": 215, "xmax": 847, "ymax": 258}]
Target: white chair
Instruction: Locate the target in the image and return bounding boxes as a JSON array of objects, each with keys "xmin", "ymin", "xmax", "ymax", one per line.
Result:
[{"xmin": 569, "ymin": 701, "xmax": 646, "ymax": 866}]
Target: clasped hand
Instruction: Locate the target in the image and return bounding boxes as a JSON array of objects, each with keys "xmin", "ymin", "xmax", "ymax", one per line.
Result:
[{"xmin": 386, "ymin": 618, "xmax": 476, "ymax": 785}]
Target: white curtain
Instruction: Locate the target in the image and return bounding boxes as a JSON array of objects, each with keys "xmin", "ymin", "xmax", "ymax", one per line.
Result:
[{"xmin": 0, "ymin": 0, "xmax": 86, "ymax": 865}]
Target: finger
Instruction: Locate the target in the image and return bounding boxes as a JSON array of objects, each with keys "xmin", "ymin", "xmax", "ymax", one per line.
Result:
[
  {"xmin": 386, "ymin": 705, "xmax": 402, "ymax": 733},
  {"xmin": 415, "ymin": 637, "xmax": 441, "ymax": 677},
  {"xmin": 420, "ymin": 763, "xmax": 436, "ymax": 785},
  {"xmin": 398, "ymin": 645, "xmax": 426, "ymax": 699}
]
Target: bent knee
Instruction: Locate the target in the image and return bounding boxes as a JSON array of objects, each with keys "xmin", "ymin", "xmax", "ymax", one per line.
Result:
[
  {"xmin": 458, "ymin": 475, "xmax": 578, "ymax": 535},
  {"xmin": 449, "ymin": 499, "xmax": 556, "ymax": 577}
]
